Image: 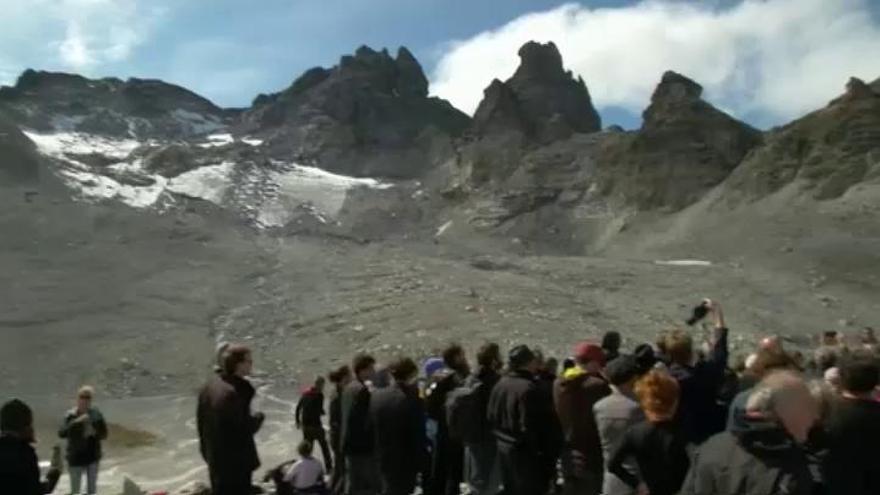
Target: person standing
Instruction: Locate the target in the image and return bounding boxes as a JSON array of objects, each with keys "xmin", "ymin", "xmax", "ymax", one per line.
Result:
[
  {"xmin": 601, "ymin": 332, "xmax": 622, "ymax": 363},
  {"xmin": 463, "ymin": 343, "xmax": 503, "ymax": 495},
  {"xmin": 553, "ymin": 342, "xmax": 611, "ymax": 495},
  {"xmin": 825, "ymin": 356, "xmax": 880, "ymax": 495},
  {"xmin": 59, "ymin": 386, "xmax": 107, "ymax": 495},
  {"xmin": 328, "ymin": 366, "xmax": 353, "ymax": 495},
  {"xmin": 197, "ymin": 344, "xmax": 265, "ymax": 495},
  {"xmin": 370, "ymin": 357, "xmax": 427, "ymax": 495},
  {"xmin": 1, "ymin": 399, "xmax": 62, "ymax": 495},
  {"xmin": 487, "ymin": 345, "xmax": 547, "ymax": 495},
  {"xmin": 666, "ymin": 299, "xmax": 729, "ymax": 445},
  {"xmin": 607, "ymin": 370, "xmax": 690, "ymax": 495},
  {"xmin": 680, "ymin": 370, "xmax": 825, "ymax": 495},
  {"xmin": 341, "ymin": 353, "xmax": 380, "ymax": 495},
  {"xmin": 425, "ymin": 344, "xmax": 470, "ymax": 495},
  {"xmin": 593, "ymin": 356, "xmax": 645, "ymax": 495},
  {"xmin": 297, "ymin": 376, "xmax": 333, "ymax": 473}
]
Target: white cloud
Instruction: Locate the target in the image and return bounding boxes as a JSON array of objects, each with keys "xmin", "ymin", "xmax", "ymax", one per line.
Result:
[
  {"xmin": 430, "ymin": 0, "xmax": 880, "ymax": 126},
  {"xmin": 0, "ymin": 0, "xmax": 163, "ymax": 76}
]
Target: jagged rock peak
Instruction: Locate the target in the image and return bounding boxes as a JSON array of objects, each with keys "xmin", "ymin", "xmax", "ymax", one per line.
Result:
[
  {"xmin": 473, "ymin": 79, "xmax": 528, "ymax": 135},
  {"xmin": 473, "ymin": 40, "xmax": 601, "ymax": 141},
  {"xmin": 651, "ymin": 71, "xmax": 703, "ymax": 104},
  {"xmin": 395, "ymin": 47, "xmax": 428, "ymax": 97},
  {"xmin": 513, "ymin": 41, "xmax": 566, "ymax": 81}
]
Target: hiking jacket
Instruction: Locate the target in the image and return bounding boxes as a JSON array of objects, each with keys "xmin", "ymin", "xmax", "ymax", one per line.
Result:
[
  {"xmin": 681, "ymin": 416, "xmax": 826, "ymax": 495},
  {"xmin": 468, "ymin": 366, "xmax": 501, "ymax": 444},
  {"xmin": 487, "ymin": 369, "xmax": 546, "ymax": 451},
  {"xmin": 340, "ymin": 379, "xmax": 373, "ymax": 455},
  {"xmin": 370, "ymin": 382, "xmax": 427, "ymax": 482},
  {"xmin": 0, "ymin": 435, "xmax": 58, "ymax": 495},
  {"xmin": 669, "ymin": 326, "xmax": 729, "ymax": 445},
  {"xmin": 594, "ymin": 389, "xmax": 645, "ymax": 495},
  {"xmin": 197, "ymin": 373, "xmax": 263, "ymax": 473},
  {"xmin": 295, "ymin": 387, "xmax": 325, "ymax": 428},
  {"xmin": 58, "ymin": 407, "xmax": 108, "ymax": 466},
  {"xmin": 553, "ymin": 367, "xmax": 611, "ymax": 473}
]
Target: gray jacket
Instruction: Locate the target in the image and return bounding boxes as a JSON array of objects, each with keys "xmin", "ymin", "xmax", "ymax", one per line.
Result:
[{"xmin": 593, "ymin": 389, "xmax": 644, "ymax": 495}]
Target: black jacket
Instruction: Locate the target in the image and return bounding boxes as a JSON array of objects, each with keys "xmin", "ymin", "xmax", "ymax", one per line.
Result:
[
  {"xmin": 0, "ymin": 435, "xmax": 59, "ymax": 495},
  {"xmin": 370, "ymin": 382, "xmax": 427, "ymax": 481},
  {"xmin": 669, "ymin": 326, "xmax": 729, "ymax": 445},
  {"xmin": 58, "ymin": 407, "xmax": 108, "ymax": 466},
  {"xmin": 295, "ymin": 387, "xmax": 325, "ymax": 428},
  {"xmin": 607, "ymin": 420, "xmax": 689, "ymax": 495},
  {"xmin": 487, "ymin": 369, "xmax": 546, "ymax": 451},
  {"xmin": 340, "ymin": 380, "xmax": 373, "ymax": 455},
  {"xmin": 681, "ymin": 416, "xmax": 825, "ymax": 495},
  {"xmin": 329, "ymin": 387, "xmax": 343, "ymax": 452},
  {"xmin": 197, "ymin": 374, "xmax": 264, "ymax": 473},
  {"xmin": 824, "ymin": 397, "xmax": 880, "ymax": 495},
  {"xmin": 469, "ymin": 366, "xmax": 501, "ymax": 444}
]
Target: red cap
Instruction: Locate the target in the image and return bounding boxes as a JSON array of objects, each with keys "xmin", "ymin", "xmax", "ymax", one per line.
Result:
[{"xmin": 573, "ymin": 342, "xmax": 606, "ymax": 366}]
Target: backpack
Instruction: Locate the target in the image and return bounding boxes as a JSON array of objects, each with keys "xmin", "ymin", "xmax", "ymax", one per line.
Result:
[{"xmin": 445, "ymin": 376, "xmax": 485, "ymax": 443}]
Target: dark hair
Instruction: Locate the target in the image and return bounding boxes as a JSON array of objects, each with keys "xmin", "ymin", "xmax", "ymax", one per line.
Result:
[
  {"xmin": 0, "ymin": 399, "xmax": 32, "ymax": 433},
  {"xmin": 297, "ymin": 440, "xmax": 314, "ymax": 457},
  {"xmin": 602, "ymin": 331, "xmax": 622, "ymax": 351},
  {"xmin": 544, "ymin": 357, "xmax": 559, "ymax": 374},
  {"xmin": 476, "ymin": 342, "xmax": 501, "ymax": 368},
  {"xmin": 839, "ymin": 357, "xmax": 880, "ymax": 394},
  {"xmin": 508, "ymin": 345, "xmax": 536, "ymax": 370},
  {"xmin": 223, "ymin": 344, "xmax": 252, "ymax": 375},
  {"xmin": 562, "ymin": 358, "xmax": 575, "ymax": 371},
  {"xmin": 442, "ymin": 343, "xmax": 465, "ymax": 367},
  {"xmin": 352, "ymin": 353, "xmax": 376, "ymax": 375},
  {"xmin": 328, "ymin": 365, "xmax": 351, "ymax": 384},
  {"xmin": 314, "ymin": 376, "xmax": 326, "ymax": 387},
  {"xmin": 388, "ymin": 357, "xmax": 418, "ymax": 382}
]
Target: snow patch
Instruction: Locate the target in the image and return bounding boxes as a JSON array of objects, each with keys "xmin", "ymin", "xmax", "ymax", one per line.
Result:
[
  {"xmin": 654, "ymin": 260, "xmax": 713, "ymax": 267},
  {"xmin": 58, "ymin": 168, "xmax": 167, "ymax": 208},
  {"xmin": 241, "ymin": 137, "xmax": 263, "ymax": 147},
  {"xmin": 166, "ymin": 162, "xmax": 235, "ymax": 204},
  {"xmin": 24, "ymin": 131, "xmax": 140, "ymax": 161}
]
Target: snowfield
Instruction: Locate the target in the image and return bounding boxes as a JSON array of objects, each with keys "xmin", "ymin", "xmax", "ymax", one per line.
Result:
[{"xmin": 24, "ymin": 130, "xmax": 391, "ymax": 226}]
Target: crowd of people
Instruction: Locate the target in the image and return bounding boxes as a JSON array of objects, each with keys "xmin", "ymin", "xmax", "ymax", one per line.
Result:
[{"xmin": 3, "ymin": 298, "xmax": 880, "ymax": 495}]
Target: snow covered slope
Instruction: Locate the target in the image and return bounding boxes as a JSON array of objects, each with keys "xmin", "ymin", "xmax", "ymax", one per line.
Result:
[{"xmin": 24, "ymin": 130, "xmax": 391, "ymax": 227}]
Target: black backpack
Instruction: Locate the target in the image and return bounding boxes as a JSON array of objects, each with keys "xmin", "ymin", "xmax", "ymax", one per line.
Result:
[{"xmin": 445, "ymin": 376, "xmax": 485, "ymax": 443}]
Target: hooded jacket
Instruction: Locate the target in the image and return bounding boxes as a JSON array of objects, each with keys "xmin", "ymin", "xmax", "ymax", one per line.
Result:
[
  {"xmin": 680, "ymin": 414, "xmax": 825, "ymax": 495},
  {"xmin": 553, "ymin": 367, "xmax": 611, "ymax": 473}
]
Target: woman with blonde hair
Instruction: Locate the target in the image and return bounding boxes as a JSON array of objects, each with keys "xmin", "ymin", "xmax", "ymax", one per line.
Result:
[{"xmin": 607, "ymin": 370, "xmax": 689, "ymax": 495}]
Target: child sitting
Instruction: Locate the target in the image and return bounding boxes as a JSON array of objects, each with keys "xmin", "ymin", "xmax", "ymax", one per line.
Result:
[{"xmin": 284, "ymin": 440, "xmax": 327, "ymax": 495}]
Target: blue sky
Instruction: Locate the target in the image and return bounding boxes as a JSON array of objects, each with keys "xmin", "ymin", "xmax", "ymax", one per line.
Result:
[{"xmin": 1, "ymin": 0, "xmax": 879, "ymax": 129}]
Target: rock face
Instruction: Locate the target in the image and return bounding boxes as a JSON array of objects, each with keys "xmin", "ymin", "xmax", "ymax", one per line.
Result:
[
  {"xmin": 239, "ymin": 45, "xmax": 470, "ymax": 178},
  {"xmin": 593, "ymin": 71, "xmax": 762, "ymax": 209},
  {"xmin": 724, "ymin": 76, "xmax": 880, "ymax": 200},
  {"xmin": 0, "ymin": 109, "xmax": 41, "ymax": 184},
  {"xmin": 472, "ymin": 41, "xmax": 601, "ymax": 143},
  {"xmin": 0, "ymin": 70, "xmax": 230, "ymax": 139}
]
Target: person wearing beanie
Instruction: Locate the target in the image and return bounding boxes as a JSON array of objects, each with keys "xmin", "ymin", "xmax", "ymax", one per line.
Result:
[
  {"xmin": 1, "ymin": 399, "xmax": 62, "ymax": 495},
  {"xmin": 593, "ymin": 356, "xmax": 645, "ymax": 495},
  {"xmin": 553, "ymin": 342, "xmax": 612, "ymax": 495},
  {"xmin": 487, "ymin": 345, "xmax": 548, "ymax": 495},
  {"xmin": 608, "ymin": 370, "xmax": 689, "ymax": 495}
]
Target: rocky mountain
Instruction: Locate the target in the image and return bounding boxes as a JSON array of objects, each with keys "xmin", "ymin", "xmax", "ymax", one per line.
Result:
[
  {"xmin": 238, "ymin": 46, "xmax": 470, "ymax": 178},
  {"xmin": 0, "ymin": 70, "xmax": 231, "ymax": 139},
  {"xmin": 0, "ymin": 109, "xmax": 42, "ymax": 184}
]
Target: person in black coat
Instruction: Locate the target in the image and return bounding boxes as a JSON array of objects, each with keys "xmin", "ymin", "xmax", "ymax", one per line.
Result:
[
  {"xmin": 197, "ymin": 344, "xmax": 265, "ymax": 495},
  {"xmin": 328, "ymin": 365, "xmax": 353, "ymax": 495},
  {"xmin": 680, "ymin": 370, "xmax": 826, "ymax": 495},
  {"xmin": 463, "ymin": 343, "xmax": 503, "ymax": 495},
  {"xmin": 666, "ymin": 299, "xmax": 729, "ymax": 445},
  {"xmin": 370, "ymin": 357, "xmax": 427, "ymax": 495},
  {"xmin": 607, "ymin": 370, "xmax": 689, "ymax": 495},
  {"xmin": 824, "ymin": 356, "xmax": 880, "ymax": 495},
  {"xmin": 58, "ymin": 385, "xmax": 108, "ymax": 495},
  {"xmin": 341, "ymin": 353, "xmax": 381, "ymax": 495},
  {"xmin": 296, "ymin": 376, "xmax": 333, "ymax": 473},
  {"xmin": 424, "ymin": 344, "xmax": 470, "ymax": 495},
  {"xmin": 487, "ymin": 345, "xmax": 547, "ymax": 495},
  {"xmin": 0, "ymin": 399, "xmax": 61, "ymax": 495}
]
